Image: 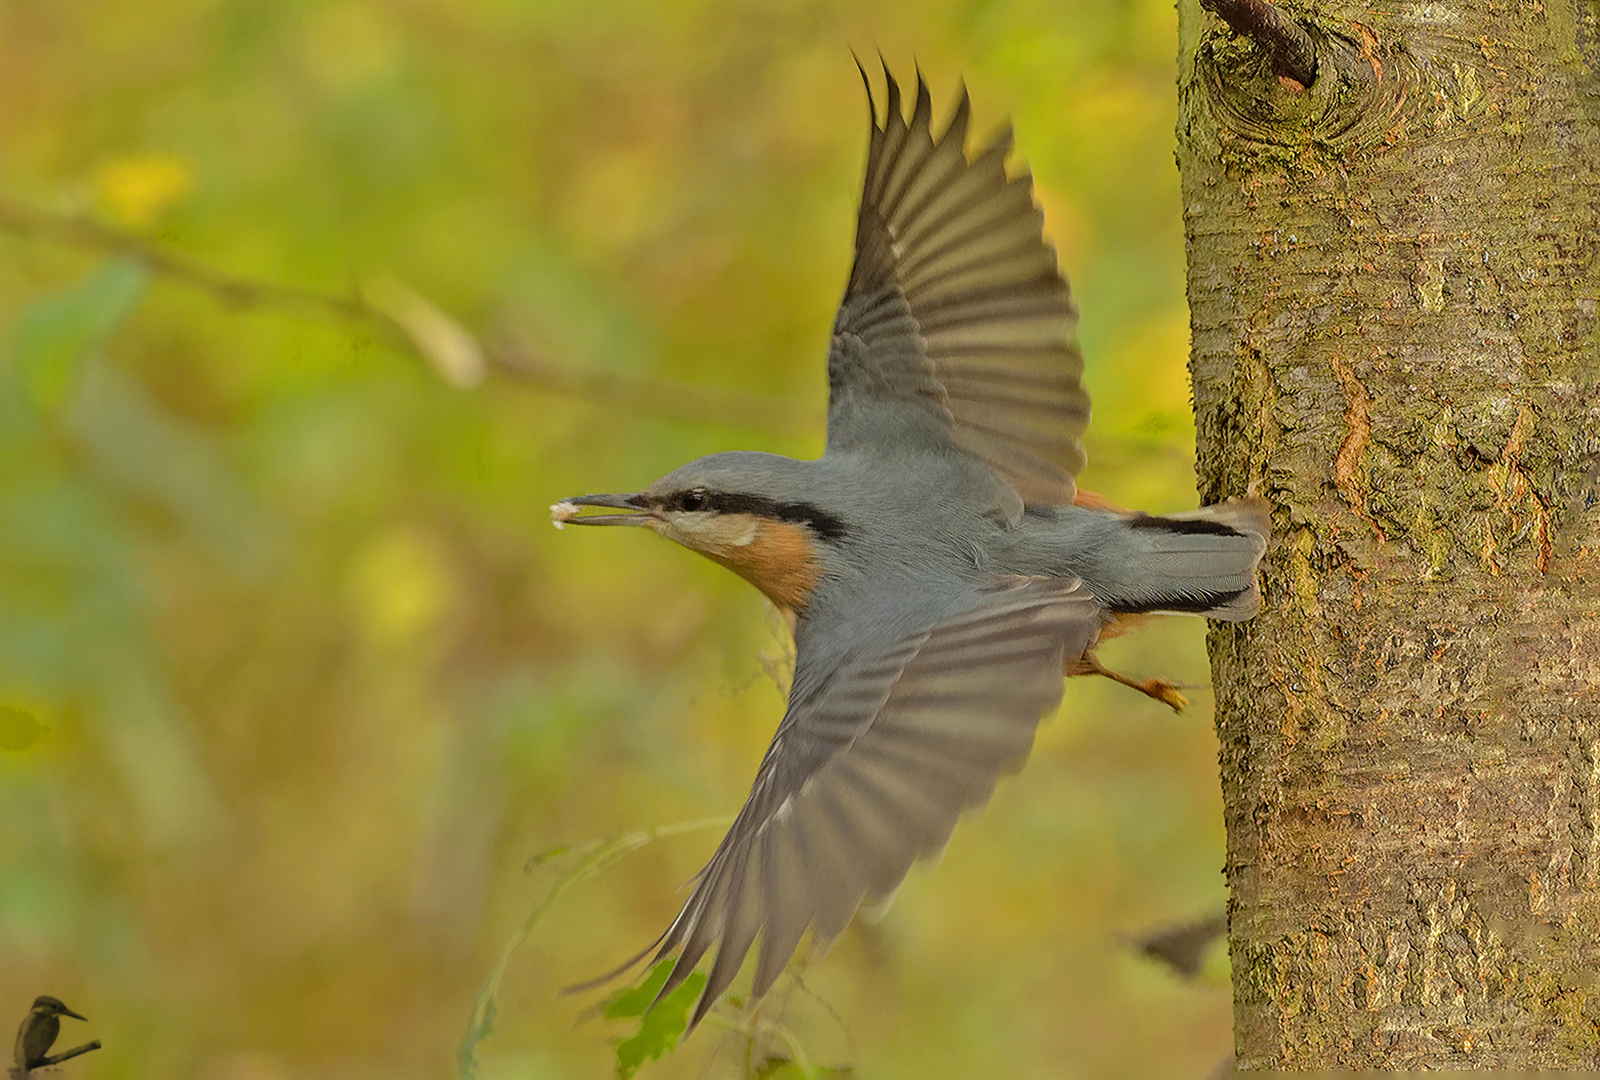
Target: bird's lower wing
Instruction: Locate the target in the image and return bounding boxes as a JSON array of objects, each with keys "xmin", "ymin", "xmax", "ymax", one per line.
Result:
[{"xmin": 645, "ymin": 576, "xmax": 1101, "ymax": 1028}]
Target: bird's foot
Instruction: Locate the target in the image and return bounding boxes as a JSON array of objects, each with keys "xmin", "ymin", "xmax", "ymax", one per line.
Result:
[{"xmin": 1082, "ymin": 653, "xmax": 1188, "ymax": 713}]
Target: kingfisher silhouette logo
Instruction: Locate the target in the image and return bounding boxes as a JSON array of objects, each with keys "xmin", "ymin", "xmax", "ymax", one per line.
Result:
[{"xmin": 10, "ymin": 997, "xmax": 100, "ymax": 1077}]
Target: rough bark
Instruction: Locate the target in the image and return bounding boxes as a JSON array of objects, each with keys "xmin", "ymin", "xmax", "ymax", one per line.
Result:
[{"xmin": 1176, "ymin": 0, "xmax": 1600, "ymax": 1068}]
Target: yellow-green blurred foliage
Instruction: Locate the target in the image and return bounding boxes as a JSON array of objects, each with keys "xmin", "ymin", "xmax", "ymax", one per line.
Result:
[{"xmin": 0, "ymin": 2, "xmax": 1230, "ymax": 1077}]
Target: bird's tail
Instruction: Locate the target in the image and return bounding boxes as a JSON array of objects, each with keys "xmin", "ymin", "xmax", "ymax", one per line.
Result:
[{"xmin": 1096, "ymin": 496, "xmax": 1270, "ymax": 620}]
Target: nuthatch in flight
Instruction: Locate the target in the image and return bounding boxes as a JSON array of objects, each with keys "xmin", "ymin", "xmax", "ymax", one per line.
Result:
[
  {"xmin": 552, "ymin": 65, "xmax": 1268, "ymax": 1029},
  {"xmin": 13, "ymin": 996, "xmax": 86, "ymax": 1072}
]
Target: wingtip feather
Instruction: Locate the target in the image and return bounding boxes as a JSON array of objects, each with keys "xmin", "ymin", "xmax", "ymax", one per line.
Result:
[
  {"xmin": 912, "ymin": 67, "xmax": 933, "ymax": 131},
  {"xmin": 853, "ymin": 51, "xmax": 876, "ymax": 129},
  {"xmin": 881, "ymin": 56, "xmax": 901, "ymax": 123},
  {"xmin": 942, "ymin": 80, "xmax": 972, "ymax": 148},
  {"xmin": 558, "ymin": 924, "xmax": 674, "ymax": 997}
]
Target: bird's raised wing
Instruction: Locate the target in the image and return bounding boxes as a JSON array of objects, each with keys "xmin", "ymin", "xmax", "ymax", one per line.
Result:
[
  {"xmin": 642, "ymin": 577, "xmax": 1100, "ymax": 1028},
  {"xmin": 826, "ymin": 66, "xmax": 1090, "ymax": 505}
]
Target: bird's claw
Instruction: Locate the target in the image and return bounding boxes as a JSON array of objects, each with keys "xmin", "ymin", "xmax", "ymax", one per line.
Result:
[
  {"xmin": 1080, "ymin": 653, "xmax": 1188, "ymax": 713},
  {"xmin": 1140, "ymin": 678, "xmax": 1188, "ymax": 714}
]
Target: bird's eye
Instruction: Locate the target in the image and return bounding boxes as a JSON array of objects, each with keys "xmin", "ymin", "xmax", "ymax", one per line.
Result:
[{"xmin": 679, "ymin": 488, "xmax": 710, "ymax": 513}]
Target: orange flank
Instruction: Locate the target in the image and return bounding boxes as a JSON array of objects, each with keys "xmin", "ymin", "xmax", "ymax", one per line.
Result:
[
  {"xmin": 1094, "ymin": 611, "xmax": 1152, "ymax": 640},
  {"xmin": 1071, "ymin": 487, "xmax": 1131, "ymax": 514}
]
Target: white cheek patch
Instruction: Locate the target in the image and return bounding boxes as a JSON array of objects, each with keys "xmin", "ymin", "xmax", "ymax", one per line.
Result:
[
  {"xmin": 724, "ymin": 516, "xmax": 760, "ymax": 547},
  {"xmin": 671, "ymin": 512, "xmax": 760, "ymax": 549}
]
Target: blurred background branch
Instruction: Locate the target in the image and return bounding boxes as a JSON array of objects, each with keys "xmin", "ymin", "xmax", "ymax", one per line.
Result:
[{"xmin": 0, "ymin": 193, "xmax": 804, "ymax": 433}]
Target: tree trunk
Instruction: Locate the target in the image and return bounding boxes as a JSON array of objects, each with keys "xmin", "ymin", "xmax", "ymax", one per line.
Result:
[{"xmin": 1176, "ymin": 0, "xmax": 1600, "ymax": 1068}]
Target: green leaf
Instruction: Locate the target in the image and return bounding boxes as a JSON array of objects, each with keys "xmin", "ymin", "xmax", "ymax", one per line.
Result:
[
  {"xmin": 610, "ymin": 960, "xmax": 706, "ymax": 1079},
  {"xmin": 0, "ymin": 705, "xmax": 45, "ymax": 752},
  {"xmin": 755, "ymin": 1056, "xmax": 849, "ymax": 1080},
  {"xmin": 602, "ymin": 958, "xmax": 674, "ymax": 1022},
  {"xmin": 10, "ymin": 259, "xmax": 148, "ymax": 412},
  {"xmin": 757, "ymin": 1058, "xmax": 855, "ymax": 1079}
]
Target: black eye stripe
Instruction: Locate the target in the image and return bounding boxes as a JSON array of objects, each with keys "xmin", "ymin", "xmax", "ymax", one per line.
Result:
[{"xmin": 652, "ymin": 490, "xmax": 850, "ymax": 541}]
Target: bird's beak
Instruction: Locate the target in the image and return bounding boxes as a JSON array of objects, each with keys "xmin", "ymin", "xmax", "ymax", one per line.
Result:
[
  {"xmin": 550, "ymin": 493, "xmax": 657, "ymax": 529},
  {"xmin": 60, "ymin": 1006, "xmax": 86, "ymax": 1021}
]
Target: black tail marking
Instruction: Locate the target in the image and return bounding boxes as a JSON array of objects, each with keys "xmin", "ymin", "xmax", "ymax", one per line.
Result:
[
  {"xmin": 1110, "ymin": 587, "xmax": 1249, "ymax": 616},
  {"xmin": 1125, "ymin": 514, "xmax": 1245, "ymax": 538}
]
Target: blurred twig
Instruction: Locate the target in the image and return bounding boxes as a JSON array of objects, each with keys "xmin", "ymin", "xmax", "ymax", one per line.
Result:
[
  {"xmin": 1199, "ymin": 0, "xmax": 1318, "ymax": 87},
  {"xmin": 0, "ymin": 193, "xmax": 806, "ymax": 433},
  {"xmin": 488, "ymin": 324, "xmax": 805, "ymax": 434},
  {"xmin": 1128, "ymin": 911, "xmax": 1228, "ymax": 978},
  {"xmin": 704, "ymin": 1010, "xmax": 830, "ymax": 1079},
  {"xmin": 457, "ymin": 815, "xmax": 732, "ymax": 1080},
  {"xmin": 0, "ymin": 194, "xmax": 366, "ymax": 319}
]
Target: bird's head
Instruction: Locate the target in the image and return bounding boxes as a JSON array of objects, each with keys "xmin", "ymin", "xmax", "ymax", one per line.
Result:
[
  {"xmin": 553, "ymin": 451, "xmax": 849, "ymax": 613},
  {"xmin": 29, "ymin": 997, "xmax": 85, "ymax": 1021}
]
